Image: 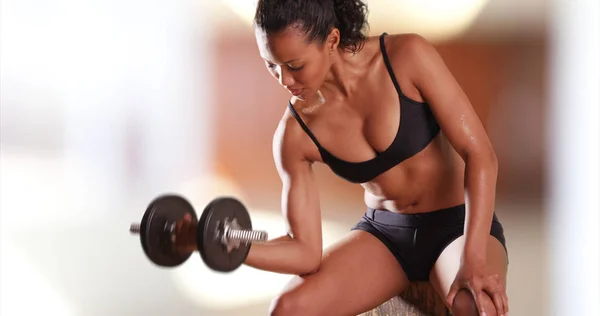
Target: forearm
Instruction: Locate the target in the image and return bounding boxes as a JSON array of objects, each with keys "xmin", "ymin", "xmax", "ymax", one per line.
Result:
[
  {"xmin": 462, "ymin": 153, "xmax": 498, "ymax": 264},
  {"xmin": 244, "ymin": 234, "xmax": 321, "ymax": 275}
]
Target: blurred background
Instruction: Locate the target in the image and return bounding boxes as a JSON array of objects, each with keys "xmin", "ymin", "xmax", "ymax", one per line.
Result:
[{"xmin": 1, "ymin": 0, "xmax": 598, "ymax": 315}]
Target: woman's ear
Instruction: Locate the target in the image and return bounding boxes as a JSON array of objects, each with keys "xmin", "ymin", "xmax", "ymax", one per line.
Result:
[{"xmin": 326, "ymin": 28, "xmax": 341, "ymax": 53}]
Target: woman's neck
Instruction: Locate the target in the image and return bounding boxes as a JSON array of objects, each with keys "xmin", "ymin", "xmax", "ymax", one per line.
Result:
[{"xmin": 322, "ymin": 43, "xmax": 375, "ymax": 101}]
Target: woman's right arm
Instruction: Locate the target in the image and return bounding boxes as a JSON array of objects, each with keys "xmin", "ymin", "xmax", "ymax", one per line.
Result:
[{"xmin": 244, "ymin": 115, "xmax": 323, "ymax": 276}]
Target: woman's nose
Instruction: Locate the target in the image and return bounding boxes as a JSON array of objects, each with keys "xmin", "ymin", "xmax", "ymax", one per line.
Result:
[{"xmin": 277, "ymin": 67, "xmax": 295, "ymax": 87}]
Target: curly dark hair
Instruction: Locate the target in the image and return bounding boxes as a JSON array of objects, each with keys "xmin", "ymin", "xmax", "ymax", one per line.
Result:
[{"xmin": 253, "ymin": 0, "xmax": 370, "ymax": 54}]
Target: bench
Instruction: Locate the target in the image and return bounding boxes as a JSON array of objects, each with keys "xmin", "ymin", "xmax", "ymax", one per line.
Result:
[{"xmin": 360, "ymin": 282, "xmax": 451, "ymax": 316}]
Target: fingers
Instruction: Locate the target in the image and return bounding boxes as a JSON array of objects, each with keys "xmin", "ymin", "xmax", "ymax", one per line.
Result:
[
  {"xmin": 445, "ymin": 286, "xmax": 460, "ymax": 308},
  {"xmin": 449, "ymin": 284, "xmax": 508, "ymax": 316},
  {"xmin": 480, "ymin": 282, "xmax": 508, "ymax": 316},
  {"xmin": 470, "ymin": 289, "xmax": 488, "ymax": 316},
  {"xmin": 484, "ymin": 276, "xmax": 508, "ymax": 315},
  {"xmin": 491, "ymin": 292, "xmax": 505, "ymax": 315},
  {"xmin": 495, "ymin": 287, "xmax": 509, "ymax": 315},
  {"xmin": 503, "ymin": 291, "xmax": 509, "ymax": 315},
  {"xmin": 447, "ymin": 269, "xmax": 508, "ymax": 315},
  {"xmin": 172, "ymin": 214, "xmax": 195, "ymax": 251}
]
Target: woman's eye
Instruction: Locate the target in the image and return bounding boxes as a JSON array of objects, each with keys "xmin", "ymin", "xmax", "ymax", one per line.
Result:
[{"xmin": 288, "ymin": 65, "xmax": 303, "ymax": 71}]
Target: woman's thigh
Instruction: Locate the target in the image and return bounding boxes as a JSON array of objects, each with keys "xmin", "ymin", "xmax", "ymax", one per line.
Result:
[{"xmin": 270, "ymin": 230, "xmax": 410, "ymax": 316}]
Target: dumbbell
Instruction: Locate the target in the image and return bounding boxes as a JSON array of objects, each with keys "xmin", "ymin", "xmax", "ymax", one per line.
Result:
[{"xmin": 129, "ymin": 194, "xmax": 268, "ymax": 272}]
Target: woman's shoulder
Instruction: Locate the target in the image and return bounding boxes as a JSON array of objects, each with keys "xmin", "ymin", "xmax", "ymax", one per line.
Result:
[
  {"xmin": 271, "ymin": 102, "xmax": 316, "ymax": 167},
  {"xmin": 273, "ymin": 101, "xmax": 307, "ymax": 147},
  {"xmin": 377, "ymin": 32, "xmax": 435, "ymax": 61},
  {"xmin": 370, "ymin": 32, "xmax": 441, "ymax": 90}
]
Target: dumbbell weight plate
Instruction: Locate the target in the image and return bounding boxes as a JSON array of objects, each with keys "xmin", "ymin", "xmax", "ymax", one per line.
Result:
[
  {"xmin": 139, "ymin": 194, "xmax": 197, "ymax": 267},
  {"xmin": 197, "ymin": 197, "xmax": 252, "ymax": 272}
]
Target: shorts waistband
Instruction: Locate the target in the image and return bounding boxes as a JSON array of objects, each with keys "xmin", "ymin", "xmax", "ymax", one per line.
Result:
[{"xmin": 365, "ymin": 204, "xmax": 499, "ymax": 227}]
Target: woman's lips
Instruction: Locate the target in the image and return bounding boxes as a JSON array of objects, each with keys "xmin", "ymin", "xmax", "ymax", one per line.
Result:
[{"xmin": 289, "ymin": 88, "xmax": 303, "ymax": 96}]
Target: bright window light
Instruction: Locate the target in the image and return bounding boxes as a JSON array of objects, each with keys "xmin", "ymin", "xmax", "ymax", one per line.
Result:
[
  {"xmin": 386, "ymin": 0, "xmax": 489, "ymax": 40},
  {"xmin": 220, "ymin": 0, "xmax": 258, "ymax": 26},
  {"xmin": 218, "ymin": 0, "xmax": 490, "ymax": 41}
]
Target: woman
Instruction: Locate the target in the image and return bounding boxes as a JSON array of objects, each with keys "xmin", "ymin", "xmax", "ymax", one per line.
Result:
[{"xmin": 243, "ymin": 1, "xmax": 509, "ymax": 315}]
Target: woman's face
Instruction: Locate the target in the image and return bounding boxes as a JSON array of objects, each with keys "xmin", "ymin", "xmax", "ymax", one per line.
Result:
[{"xmin": 255, "ymin": 26, "xmax": 336, "ymax": 100}]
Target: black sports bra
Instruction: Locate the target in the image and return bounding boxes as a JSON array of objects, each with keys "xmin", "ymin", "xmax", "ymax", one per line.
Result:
[{"xmin": 287, "ymin": 33, "xmax": 441, "ymax": 183}]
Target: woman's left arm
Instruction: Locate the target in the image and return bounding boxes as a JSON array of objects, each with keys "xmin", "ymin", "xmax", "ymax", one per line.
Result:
[
  {"xmin": 408, "ymin": 35, "xmax": 497, "ymax": 266},
  {"xmin": 398, "ymin": 34, "xmax": 505, "ymax": 314}
]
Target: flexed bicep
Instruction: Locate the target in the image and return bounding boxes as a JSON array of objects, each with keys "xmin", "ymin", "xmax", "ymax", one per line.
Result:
[
  {"xmin": 273, "ymin": 115, "xmax": 323, "ymax": 260},
  {"xmin": 243, "ymin": 115, "xmax": 323, "ymax": 275}
]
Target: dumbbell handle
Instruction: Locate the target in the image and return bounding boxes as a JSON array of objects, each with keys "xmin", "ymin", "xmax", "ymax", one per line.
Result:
[
  {"xmin": 224, "ymin": 226, "xmax": 268, "ymax": 244},
  {"xmin": 129, "ymin": 222, "xmax": 268, "ymax": 244},
  {"xmin": 130, "ymin": 223, "xmax": 141, "ymax": 234}
]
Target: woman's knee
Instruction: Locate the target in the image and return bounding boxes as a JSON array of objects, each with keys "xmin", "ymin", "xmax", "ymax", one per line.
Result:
[
  {"xmin": 451, "ymin": 289, "xmax": 497, "ymax": 316},
  {"xmin": 269, "ymin": 290, "xmax": 311, "ymax": 316}
]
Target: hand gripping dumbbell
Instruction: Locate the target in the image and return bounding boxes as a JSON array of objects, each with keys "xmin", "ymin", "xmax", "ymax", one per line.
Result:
[{"xmin": 129, "ymin": 194, "xmax": 268, "ymax": 272}]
